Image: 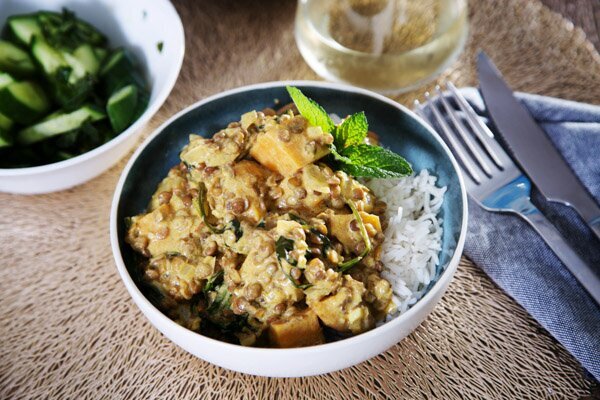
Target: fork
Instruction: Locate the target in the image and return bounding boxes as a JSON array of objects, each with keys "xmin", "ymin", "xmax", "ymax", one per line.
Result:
[{"xmin": 414, "ymin": 82, "xmax": 600, "ymax": 305}]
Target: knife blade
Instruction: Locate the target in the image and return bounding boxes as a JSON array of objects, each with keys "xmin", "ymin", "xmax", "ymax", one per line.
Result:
[{"xmin": 477, "ymin": 51, "xmax": 600, "ymax": 241}]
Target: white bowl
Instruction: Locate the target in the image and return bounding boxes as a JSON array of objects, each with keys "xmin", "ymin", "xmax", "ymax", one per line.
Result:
[
  {"xmin": 0, "ymin": 0, "xmax": 184, "ymax": 194},
  {"xmin": 111, "ymin": 81, "xmax": 468, "ymax": 377}
]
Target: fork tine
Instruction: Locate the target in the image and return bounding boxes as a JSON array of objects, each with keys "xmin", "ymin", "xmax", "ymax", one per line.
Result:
[
  {"xmin": 435, "ymin": 85, "xmax": 494, "ymax": 177},
  {"xmin": 420, "ymin": 93, "xmax": 483, "ymax": 184},
  {"xmin": 412, "ymin": 100, "xmax": 434, "ymax": 125},
  {"xmin": 446, "ymin": 82, "xmax": 505, "ymax": 169}
]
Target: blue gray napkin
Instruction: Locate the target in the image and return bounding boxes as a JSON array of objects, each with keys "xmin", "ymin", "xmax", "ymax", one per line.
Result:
[{"xmin": 426, "ymin": 88, "xmax": 600, "ymax": 380}]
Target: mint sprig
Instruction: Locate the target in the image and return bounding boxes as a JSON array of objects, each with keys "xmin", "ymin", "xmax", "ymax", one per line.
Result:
[
  {"xmin": 285, "ymin": 86, "xmax": 412, "ymax": 178},
  {"xmin": 335, "ymin": 111, "xmax": 368, "ymax": 148}
]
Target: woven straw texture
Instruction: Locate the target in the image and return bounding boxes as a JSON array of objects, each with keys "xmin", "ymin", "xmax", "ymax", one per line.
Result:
[{"xmin": 1, "ymin": 0, "xmax": 599, "ymax": 398}]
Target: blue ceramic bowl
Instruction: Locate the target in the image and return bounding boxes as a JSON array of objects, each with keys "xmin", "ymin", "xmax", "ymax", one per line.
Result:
[{"xmin": 110, "ymin": 81, "xmax": 467, "ymax": 377}]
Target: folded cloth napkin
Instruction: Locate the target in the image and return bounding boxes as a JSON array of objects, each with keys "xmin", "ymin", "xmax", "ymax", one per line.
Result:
[{"xmin": 424, "ymin": 88, "xmax": 600, "ymax": 380}]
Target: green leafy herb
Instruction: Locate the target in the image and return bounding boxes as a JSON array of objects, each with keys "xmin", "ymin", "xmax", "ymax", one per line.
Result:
[
  {"xmin": 286, "ymin": 86, "xmax": 413, "ymax": 179},
  {"xmin": 339, "ymin": 144, "xmax": 413, "ymax": 178},
  {"xmin": 338, "ymin": 199, "xmax": 371, "ymax": 273},
  {"xmin": 157, "ymin": 41, "xmax": 164, "ymax": 53},
  {"xmin": 288, "ymin": 213, "xmax": 307, "ymax": 225},
  {"xmin": 203, "ymin": 280, "xmax": 248, "ymax": 333},
  {"xmin": 289, "ymin": 213, "xmax": 332, "ymax": 255},
  {"xmin": 275, "ymin": 236, "xmax": 312, "ymax": 289},
  {"xmin": 38, "ymin": 9, "xmax": 106, "ymax": 50},
  {"xmin": 195, "ymin": 183, "xmax": 243, "ymax": 241},
  {"xmin": 335, "ymin": 111, "xmax": 368, "ymax": 148},
  {"xmin": 203, "ymin": 270, "xmax": 224, "ymax": 293},
  {"xmin": 276, "ymin": 236, "xmax": 298, "ymax": 267},
  {"xmin": 329, "ymin": 142, "xmax": 413, "ymax": 179},
  {"xmin": 230, "ymin": 219, "xmax": 243, "ymax": 241},
  {"xmin": 183, "ymin": 161, "xmax": 193, "ymax": 171},
  {"xmin": 286, "ymin": 86, "xmax": 335, "ymax": 134},
  {"xmin": 196, "ymin": 183, "xmax": 225, "ymax": 234},
  {"xmin": 206, "ymin": 282, "xmax": 231, "ymax": 314}
]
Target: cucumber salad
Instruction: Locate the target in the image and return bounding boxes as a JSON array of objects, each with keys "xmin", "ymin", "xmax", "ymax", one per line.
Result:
[{"xmin": 0, "ymin": 9, "xmax": 149, "ymax": 168}]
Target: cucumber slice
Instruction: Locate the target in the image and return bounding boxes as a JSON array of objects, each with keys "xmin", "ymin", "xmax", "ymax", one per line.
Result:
[
  {"xmin": 58, "ymin": 78, "xmax": 94, "ymax": 111},
  {"xmin": 94, "ymin": 47, "xmax": 108, "ymax": 63},
  {"xmin": 0, "ymin": 73, "xmax": 15, "ymax": 90},
  {"xmin": 100, "ymin": 48, "xmax": 134, "ymax": 77},
  {"xmin": 0, "ymin": 90, "xmax": 15, "ymax": 148},
  {"xmin": 0, "ymin": 81, "xmax": 50, "ymax": 125},
  {"xmin": 7, "ymin": 14, "xmax": 42, "ymax": 46},
  {"xmin": 31, "ymin": 35, "xmax": 66, "ymax": 75},
  {"xmin": 105, "ymin": 71, "xmax": 145, "ymax": 96},
  {"xmin": 0, "ymin": 129, "xmax": 13, "ymax": 148},
  {"xmin": 107, "ymin": 84, "xmax": 138, "ymax": 133},
  {"xmin": 100, "ymin": 48, "xmax": 147, "ymax": 95},
  {"xmin": 0, "ymin": 112, "xmax": 14, "ymax": 148},
  {"xmin": 132, "ymin": 89, "xmax": 150, "ymax": 121},
  {"xmin": 18, "ymin": 105, "xmax": 106, "ymax": 144},
  {"xmin": 31, "ymin": 36, "xmax": 92, "ymax": 110},
  {"xmin": 0, "ymin": 112, "xmax": 14, "ymax": 131},
  {"xmin": 32, "ymin": 36, "xmax": 87, "ymax": 81},
  {"xmin": 0, "ymin": 40, "xmax": 37, "ymax": 77},
  {"xmin": 73, "ymin": 44, "xmax": 100, "ymax": 75},
  {"xmin": 62, "ymin": 52, "xmax": 88, "ymax": 82}
]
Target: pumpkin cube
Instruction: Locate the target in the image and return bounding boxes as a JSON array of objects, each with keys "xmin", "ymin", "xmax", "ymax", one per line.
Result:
[
  {"xmin": 268, "ymin": 309, "xmax": 324, "ymax": 348},
  {"xmin": 250, "ymin": 126, "xmax": 330, "ymax": 176}
]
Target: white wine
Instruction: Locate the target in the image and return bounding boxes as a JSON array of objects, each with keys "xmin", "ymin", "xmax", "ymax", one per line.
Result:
[{"xmin": 295, "ymin": 0, "xmax": 468, "ymax": 93}]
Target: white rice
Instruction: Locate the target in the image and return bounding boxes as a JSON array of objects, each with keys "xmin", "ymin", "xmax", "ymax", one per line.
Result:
[{"xmin": 366, "ymin": 170, "xmax": 446, "ymax": 315}]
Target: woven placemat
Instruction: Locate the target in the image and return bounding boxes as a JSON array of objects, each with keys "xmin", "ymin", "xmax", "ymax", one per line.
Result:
[{"xmin": 1, "ymin": 0, "xmax": 599, "ymax": 398}]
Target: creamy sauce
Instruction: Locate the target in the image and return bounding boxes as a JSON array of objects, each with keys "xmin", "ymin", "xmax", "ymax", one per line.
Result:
[{"xmin": 126, "ymin": 109, "xmax": 395, "ymax": 347}]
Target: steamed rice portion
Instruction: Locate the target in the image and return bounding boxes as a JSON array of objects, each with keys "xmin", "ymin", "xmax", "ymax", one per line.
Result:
[{"xmin": 366, "ymin": 170, "xmax": 446, "ymax": 314}]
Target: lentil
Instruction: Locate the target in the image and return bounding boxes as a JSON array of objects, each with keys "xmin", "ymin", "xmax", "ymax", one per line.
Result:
[
  {"xmin": 203, "ymin": 240, "xmax": 217, "ymax": 256},
  {"xmin": 227, "ymin": 198, "xmax": 247, "ymax": 215},
  {"xmin": 290, "ymin": 267, "xmax": 302, "ymax": 280},
  {"xmin": 288, "ymin": 115, "xmax": 307, "ymax": 134},
  {"xmin": 245, "ymin": 283, "xmax": 262, "ymax": 300},
  {"xmin": 278, "ymin": 129, "xmax": 291, "ymax": 142},
  {"xmin": 155, "ymin": 226, "xmax": 169, "ymax": 240},
  {"xmin": 157, "ymin": 191, "xmax": 172, "ymax": 205}
]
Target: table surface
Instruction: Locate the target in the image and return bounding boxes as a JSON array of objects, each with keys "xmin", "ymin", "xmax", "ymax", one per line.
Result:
[
  {"xmin": 1, "ymin": 0, "xmax": 599, "ymax": 399},
  {"xmin": 541, "ymin": 0, "xmax": 600, "ymax": 50}
]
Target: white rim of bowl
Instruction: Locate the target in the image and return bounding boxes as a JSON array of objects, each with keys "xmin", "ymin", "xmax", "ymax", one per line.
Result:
[
  {"xmin": 110, "ymin": 80, "xmax": 468, "ymax": 356},
  {"xmin": 0, "ymin": 0, "xmax": 185, "ymax": 176}
]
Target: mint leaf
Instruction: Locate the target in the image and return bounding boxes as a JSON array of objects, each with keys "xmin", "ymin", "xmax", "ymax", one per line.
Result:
[
  {"xmin": 335, "ymin": 112, "xmax": 368, "ymax": 148},
  {"xmin": 286, "ymin": 86, "xmax": 335, "ymax": 133},
  {"xmin": 340, "ymin": 163, "xmax": 406, "ymax": 178},
  {"xmin": 329, "ymin": 143, "xmax": 352, "ymax": 164},
  {"xmin": 339, "ymin": 144, "xmax": 412, "ymax": 178}
]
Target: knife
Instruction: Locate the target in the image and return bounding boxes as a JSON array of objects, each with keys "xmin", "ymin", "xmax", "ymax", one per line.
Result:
[{"xmin": 477, "ymin": 51, "xmax": 600, "ymax": 242}]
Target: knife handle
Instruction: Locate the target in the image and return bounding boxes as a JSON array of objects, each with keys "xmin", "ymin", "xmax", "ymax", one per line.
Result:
[{"xmin": 519, "ymin": 206, "xmax": 600, "ymax": 305}]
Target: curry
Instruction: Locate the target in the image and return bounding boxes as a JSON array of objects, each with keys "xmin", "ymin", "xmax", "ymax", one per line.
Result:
[{"xmin": 126, "ymin": 93, "xmax": 403, "ymax": 348}]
